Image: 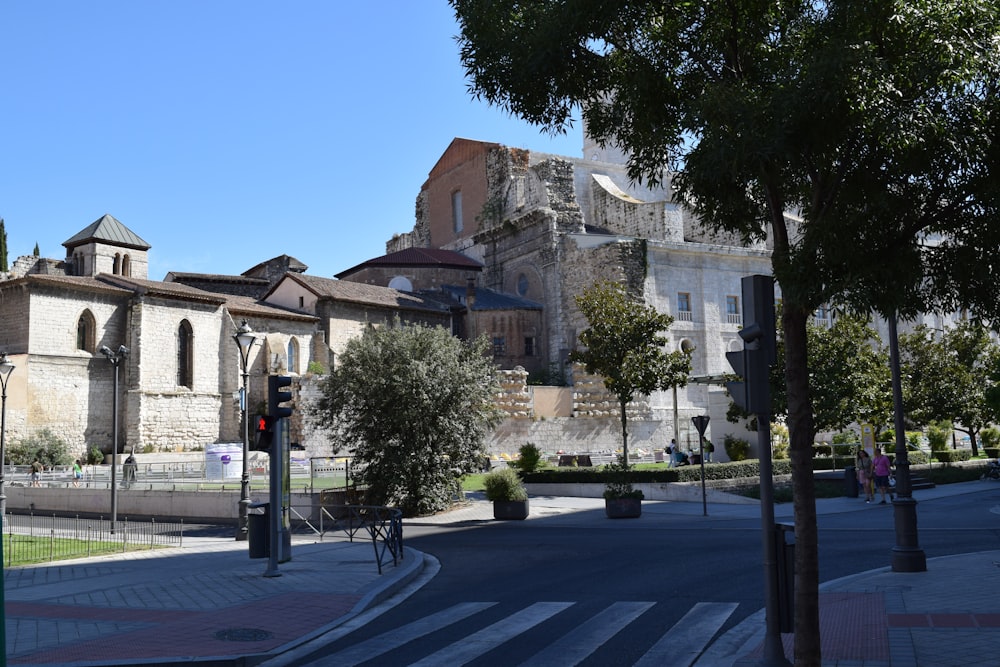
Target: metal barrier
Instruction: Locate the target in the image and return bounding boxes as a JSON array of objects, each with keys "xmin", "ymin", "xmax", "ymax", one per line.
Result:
[
  {"xmin": 307, "ymin": 504, "xmax": 403, "ymax": 574},
  {"xmin": 6, "ymin": 457, "xmax": 356, "ymax": 493},
  {"xmin": 2, "ymin": 513, "xmax": 185, "ymax": 567}
]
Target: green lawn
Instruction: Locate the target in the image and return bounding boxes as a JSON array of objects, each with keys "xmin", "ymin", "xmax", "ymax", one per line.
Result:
[{"xmin": 2, "ymin": 534, "xmax": 164, "ymax": 567}]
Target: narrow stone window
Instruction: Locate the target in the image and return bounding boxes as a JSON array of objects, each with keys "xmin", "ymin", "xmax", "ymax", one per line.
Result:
[
  {"xmin": 122, "ymin": 254, "xmax": 131, "ymax": 277},
  {"xmin": 287, "ymin": 338, "xmax": 299, "ymax": 375},
  {"xmin": 492, "ymin": 336, "xmax": 506, "ymax": 357},
  {"xmin": 113, "ymin": 253, "xmax": 121, "ymax": 275},
  {"xmin": 177, "ymin": 320, "xmax": 194, "ymax": 388},
  {"xmin": 77, "ymin": 310, "xmax": 96, "ymax": 352},
  {"xmin": 524, "ymin": 336, "xmax": 535, "ymax": 357}
]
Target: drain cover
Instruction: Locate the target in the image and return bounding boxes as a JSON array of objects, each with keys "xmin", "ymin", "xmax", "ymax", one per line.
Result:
[{"xmin": 215, "ymin": 628, "xmax": 273, "ymax": 642}]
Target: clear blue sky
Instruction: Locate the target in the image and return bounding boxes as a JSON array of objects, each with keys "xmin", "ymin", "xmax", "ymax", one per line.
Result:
[{"xmin": 2, "ymin": 2, "xmax": 581, "ymax": 280}]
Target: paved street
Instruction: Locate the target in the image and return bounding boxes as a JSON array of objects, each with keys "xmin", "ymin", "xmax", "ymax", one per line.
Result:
[{"xmin": 5, "ymin": 481, "xmax": 1000, "ymax": 666}]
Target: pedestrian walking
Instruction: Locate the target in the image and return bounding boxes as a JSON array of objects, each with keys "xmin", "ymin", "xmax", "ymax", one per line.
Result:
[
  {"xmin": 667, "ymin": 438, "xmax": 676, "ymax": 467},
  {"xmin": 872, "ymin": 447, "xmax": 892, "ymax": 504},
  {"xmin": 856, "ymin": 449, "xmax": 874, "ymax": 503},
  {"xmin": 123, "ymin": 452, "xmax": 137, "ymax": 489},
  {"xmin": 30, "ymin": 459, "xmax": 43, "ymax": 487},
  {"xmin": 72, "ymin": 459, "xmax": 83, "ymax": 487}
]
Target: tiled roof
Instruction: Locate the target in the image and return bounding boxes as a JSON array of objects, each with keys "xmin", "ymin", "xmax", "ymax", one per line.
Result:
[
  {"xmin": 165, "ymin": 272, "xmax": 269, "ymax": 286},
  {"xmin": 222, "ymin": 295, "xmax": 318, "ymax": 322},
  {"xmin": 436, "ymin": 285, "xmax": 543, "ymax": 311},
  {"xmin": 335, "ymin": 248, "xmax": 482, "ymax": 279},
  {"xmin": 97, "ymin": 274, "xmax": 228, "ymax": 304},
  {"xmin": 63, "ymin": 214, "xmax": 151, "ymax": 251},
  {"xmin": 7, "ymin": 274, "xmax": 136, "ymax": 297},
  {"xmin": 284, "ymin": 274, "xmax": 452, "ymax": 314}
]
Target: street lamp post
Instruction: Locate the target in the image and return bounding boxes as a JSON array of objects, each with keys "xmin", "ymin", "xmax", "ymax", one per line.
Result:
[
  {"xmin": 0, "ymin": 353, "xmax": 15, "ymax": 524},
  {"xmin": 233, "ymin": 320, "xmax": 257, "ymax": 541},
  {"xmin": 101, "ymin": 344, "xmax": 129, "ymax": 529},
  {"xmin": 0, "ymin": 355, "xmax": 13, "ymax": 667}
]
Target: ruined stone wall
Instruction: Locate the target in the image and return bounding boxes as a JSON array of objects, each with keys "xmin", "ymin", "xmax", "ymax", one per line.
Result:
[{"xmin": 590, "ymin": 175, "xmax": 684, "ymax": 242}]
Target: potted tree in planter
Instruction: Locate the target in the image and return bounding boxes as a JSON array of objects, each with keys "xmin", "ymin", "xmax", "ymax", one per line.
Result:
[
  {"xmin": 603, "ymin": 458, "xmax": 644, "ymax": 518},
  {"xmin": 483, "ymin": 466, "xmax": 529, "ymax": 520}
]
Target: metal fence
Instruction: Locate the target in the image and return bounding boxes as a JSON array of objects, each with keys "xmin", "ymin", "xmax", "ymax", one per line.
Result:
[
  {"xmin": 2, "ymin": 513, "xmax": 185, "ymax": 567},
  {"xmin": 7, "ymin": 456, "xmax": 359, "ymax": 493},
  {"xmin": 288, "ymin": 503, "xmax": 403, "ymax": 574}
]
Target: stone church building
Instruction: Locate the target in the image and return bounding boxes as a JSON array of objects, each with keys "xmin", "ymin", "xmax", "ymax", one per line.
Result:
[
  {"xmin": 0, "ymin": 215, "xmax": 469, "ymax": 456},
  {"xmin": 0, "ymin": 128, "xmax": 790, "ymax": 459}
]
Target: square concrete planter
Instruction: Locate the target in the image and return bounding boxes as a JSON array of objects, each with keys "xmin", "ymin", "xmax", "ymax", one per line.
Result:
[
  {"xmin": 493, "ymin": 499, "xmax": 529, "ymax": 520},
  {"xmin": 605, "ymin": 497, "xmax": 642, "ymax": 519}
]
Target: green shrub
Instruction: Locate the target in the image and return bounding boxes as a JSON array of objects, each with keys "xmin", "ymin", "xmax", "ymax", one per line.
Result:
[
  {"xmin": 510, "ymin": 443, "xmax": 545, "ymax": 473},
  {"xmin": 927, "ymin": 420, "xmax": 952, "ymax": 451},
  {"xmin": 832, "ymin": 444, "xmax": 855, "ymax": 457},
  {"xmin": 813, "ymin": 443, "xmax": 833, "ymax": 457},
  {"xmin": 307, "ymin": 361, "xmax": 326, "ymax": 375},
  {"xmin": 980, "ymin": 427, "xmax": 1000, "ymax": 450},
  {"xmin": 602, "ymin": 459, "xmax": 644, "ymax": 499},
  {"xmin": 984, "ymin": 448, "xmax": 1000, "ymax": 460},
  {"xmin": 906, "ymin": 431, "xmax": 923, "ymax": 450},
  {"xmin": 772, "ymin": 423, "xmax": 790, "ymax": 460},
  {"xmin": 8, "ymin": 429, "xmax": 73, "ymax": 466},
  {"xmin": 724, "ymin": 434, "xmax": 751, "ymax": 461},
  {"xmin": 85, "ymin": 445, "xmax": 104, "ymax": 465},
  {"xmin": 831, "ymin": 431, "xmax": 855, "ymax": 445},
  {"xmin": 933, "ymin": 448, "xmax": 972, "ymax": 463},
  {"xmin": 483, "ymin": 467, "xmax": 528, "ymax": 502}
]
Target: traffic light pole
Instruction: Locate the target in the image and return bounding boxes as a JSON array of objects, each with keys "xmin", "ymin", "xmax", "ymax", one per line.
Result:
[
  {"xmin": 725, "ymin": 276, "xmax": 789, "ymax": 666},
  {"xmin": 263, "ymin": 416, "xmax": 283, "ymax": 578},
  {"xmin": 754, "ymin": 415, "xmax": 789, "ymax": 666}
]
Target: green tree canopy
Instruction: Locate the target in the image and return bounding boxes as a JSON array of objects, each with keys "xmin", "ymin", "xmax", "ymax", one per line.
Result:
[
  {"xmin": 310, "ymin": 322, "xmax": 503, "ymax": 516},
  {"xmin": 901, "ymin": 321, "xmax": 1000, "ymax": 455},
  {"xmin": 0, "ymin": 218, "xmax": 8, "ymax": 272},
  {"xmin": 742, "ymin": 314, "xmax": 893, "ymax": 434},
  {"xmin": 569, "ymin": 281, "xmax": 690, "ymax": 466},
  {"xmin": 452, "ymin": 3, "xmax": 1000, "ymax": 658}
]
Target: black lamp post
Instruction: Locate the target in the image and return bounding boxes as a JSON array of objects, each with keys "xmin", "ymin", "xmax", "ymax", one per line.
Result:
[
  {"xmin": 0, "ymin": 353, "xmax": 15, "ymax": 524},
  {"xmin": 0, "ymin": 354, "xmax": 12, "ymax": 667},
  {"xmin": 233, "ymin": 320, "xmax": 257, "ymax": 541},
  {"xmin": 101, "ymin": 344, "xmax": 129, "ymax": 529}
]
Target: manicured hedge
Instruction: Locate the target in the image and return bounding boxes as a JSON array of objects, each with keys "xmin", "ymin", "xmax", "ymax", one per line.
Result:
[
  {"xmin": 933, "ymin": 449, "xmax": 973, "ymax": 463},
  {"xmin": 521, "ymin": 459, "xmax": 793, "ymax": 485}
]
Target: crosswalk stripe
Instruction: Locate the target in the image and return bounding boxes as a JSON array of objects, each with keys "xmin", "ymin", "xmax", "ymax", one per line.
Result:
[
  {"xmin": 314, "ymin": 602, "xmax": 496, "ymax": 667},
  {"xmin": 408, "ymin": 601, "xmax": 575, "ymax": 667},
  {"xmin": 518, "ymin": 601, "xmax": 656, "ymax": 667},
  {"xmin": 632, "ymin": 602, "xmax": 739, "ymax": 667}
]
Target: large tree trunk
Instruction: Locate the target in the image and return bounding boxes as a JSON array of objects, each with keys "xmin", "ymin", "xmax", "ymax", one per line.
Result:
[
  {"xmin": 620, "ymin": 398, "xmax": 629, "ymax": 467},
  {"xmin": 784, "ymin": 306, "xmax": 821, "ymax": 665}
]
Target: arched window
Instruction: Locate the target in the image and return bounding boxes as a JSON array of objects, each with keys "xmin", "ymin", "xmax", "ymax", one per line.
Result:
[
  {"xmin": 76, "ymin": 310, "xmax": 96, "ymax": 352},
  {"xmin": 177, "ymin": 320, "xmax": 193, "ymax": 388},
  {"xmin": 113, "ymin": 253, "xmax": 121, "ymax": 275},
  {"xmin": 287, "ymin": 338, "xmax": 299, "ymax": 374},
  {"xmin": 122, "ymin": 254, "xmax": 131, "ymax": 276}
]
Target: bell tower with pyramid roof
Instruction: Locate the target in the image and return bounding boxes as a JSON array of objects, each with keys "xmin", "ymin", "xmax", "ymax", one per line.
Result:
[{"xmin": 62, "ymin": 214, "xmax": 151, "ymax": 279}]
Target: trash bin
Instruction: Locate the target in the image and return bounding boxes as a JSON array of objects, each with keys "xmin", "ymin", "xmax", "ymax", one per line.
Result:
[
  {"xmin": 775, "ymin": 523, "xmax": 795, "ymax": 634},
  {"xmin": 844, "ymin": 465, "xmax": 858, "ymax": 497},
  {"xmin": 248, "ymin": 502, "xmax": 269, "ymax": 559}
]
